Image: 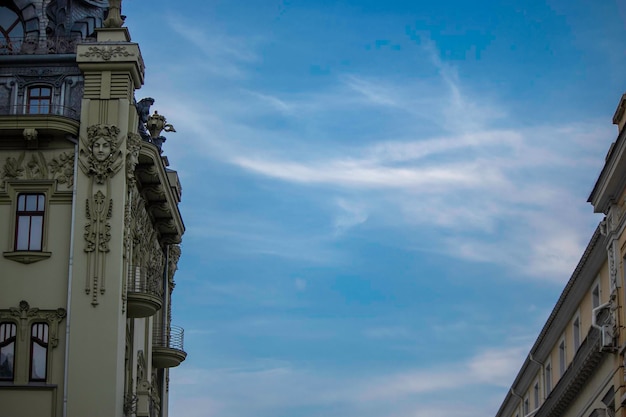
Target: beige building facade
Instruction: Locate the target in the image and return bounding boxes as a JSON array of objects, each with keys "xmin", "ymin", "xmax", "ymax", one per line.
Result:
[
  {"xmin": 0, "ymin": 1, "xmax": 186, "ymax": 417},
  {"xmin": 495, "ymin": 95, "xmax": 626, "ymax": 417}
]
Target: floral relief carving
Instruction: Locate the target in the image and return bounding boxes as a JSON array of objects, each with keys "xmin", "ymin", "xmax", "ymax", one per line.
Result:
[
  {"xmin": 79, "ymin": 45, "xmax": 134, "ymax": 60},
  {"xmin": 0, "ymin": 151, "xmax": 75, "ymax": 187},
  {"xmin": 79, "ymin": 124, "xmax": 123, "ymax": 184},
  {"xmin": 49, "ymin": 152, "xmax": 75, "ymax": 186}
]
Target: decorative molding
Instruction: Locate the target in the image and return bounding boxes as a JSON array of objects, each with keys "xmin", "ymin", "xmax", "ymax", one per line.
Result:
[
  {"xmin": 79, "ymin": 45, "xmax": 134, "ymax": 60},
  {"xmin": 84, "ymin": 190, "xmax": 113, "ymax": 305},
  {"xmin": 48, "ymin": 152, "xmax": 75, "ymax": 187},
  {"xmin": 0, "ymin": 300, "xmax": 66, "ymax": 348},
  {"xmin": 126, "ymin": 132, "xmax": 141, "ymax": 185},
  {"xmin": 79, "ymin": 124, "xmax": 123, "ymax": 185},
  {"xmin": 2, "ymin": 154, "xmax": 25, "ymax": 179},
  {"xmin": 168, "ymin": 244, "xmax": 181, "ymax": 284},
  {"xmin": 0, "ymin": 151, "xmax": 75, "ymax": 190},
  {"xmin": 3, "ymin": 251, "xmax": 52, "ymax": 264}
]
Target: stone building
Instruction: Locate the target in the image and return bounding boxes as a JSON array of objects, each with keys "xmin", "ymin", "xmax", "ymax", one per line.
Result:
[
  {"xmin": 0, "ymin": 1, "xmax": 186, "ymax": 416},
  {"xmin": 494, "ymin": 94, "xmax": 626, "ymax": 417}
]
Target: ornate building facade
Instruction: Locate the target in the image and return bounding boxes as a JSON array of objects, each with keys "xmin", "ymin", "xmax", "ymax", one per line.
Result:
[
  {"xmin": 0, "ymin": 1, "xmax": 186, "ymax": 416},
  {"xmin": 494, "ymin": 95, "xmax": 626, "ymax": 417}
]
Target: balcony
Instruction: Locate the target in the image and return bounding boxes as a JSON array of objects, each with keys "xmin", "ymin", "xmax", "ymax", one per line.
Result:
[
  {"xmin": 0, "ymin": 104, "xmax": 80, "ymax": 137},
  {"xmin": 152, "ymin": 325, "xmax": 187, "ymax": 368},
  {"xmin": 0, "ymin": 35, "xmax": 95, "ymax": 55},
  {"xmin": 0, "ymin": 104, "xmax": 80, "ymax": 120},
  {"xmin": 127, "ymin": 266, "xmax": 163, "ymax": 318}
]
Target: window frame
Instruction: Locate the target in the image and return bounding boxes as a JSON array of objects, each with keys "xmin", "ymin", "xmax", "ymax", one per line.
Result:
[
  {"xmin": 26, "ymin": 85, "xmax": 53, "ymax": 115},
  {"xmin": 592, "ymin": 278, "xmax": 601, "ymax": 309},
  {"xmin": 559, "ymin": 337, "xmax": 566, "ymax": 376},
  {"xmin": 29, "ymin": 322, "xmax": 49, "ymax": 382},
  {"xmin": 523, "ymin": 395, "xmax": 529, "ymax": 415},
  {"xmin": 3, "ymin": 181, "xmax": 56, "ymax": 264},
  {"xmin": 572, "ymin": 313, "xmax": 581, "ymax": 352},
  {"xmin": 14, "ymin": 193, "xmax": 45, "ymax": 251},
  {"xmin": 544, "ymin": 360, "xmax": 552, "ymax": 396},
  {"xmin": 533, "ymin": 379, "xmax": 540, "ymax": 409}
]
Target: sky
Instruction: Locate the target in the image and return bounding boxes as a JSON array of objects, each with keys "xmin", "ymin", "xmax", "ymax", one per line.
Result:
[{"xmin": 121, "ymin": 1, "xmax": 626, "ymax": 416}]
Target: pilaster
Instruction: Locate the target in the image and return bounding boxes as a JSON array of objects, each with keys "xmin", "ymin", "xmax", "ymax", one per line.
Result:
[{"xmin": 65, "ymin": 26, "xmax": 144, "ymax": 417}]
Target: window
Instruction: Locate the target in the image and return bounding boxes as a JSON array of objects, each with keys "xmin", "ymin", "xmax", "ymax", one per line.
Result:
[
  {"xmin": 559, "ymin": 339, "xmax": 566, "ymax": 376},
  {"xmin": 27, "ymin": 86, "xmax": 52, "ymax": 114},
  {"xmin": 534, "ymin": 381, "xmax": 540, "ymax": 408},
  {"xmin": 592, "ymin": 281, "xmax": 601, "ymax": 308},
  {"xmin": 573, "ymin": 316, "xmax": 581, "ymax": 351},
  {"xmin": 29, "ymin": 323, "xmax": 48, "ymax": 381},
  {"xmin": 523, "ymin": 396, "xmax": 529, "ymax": 415},
  {"xmin": 15, "ymin": 193, "xmax": 45, "ymax": 251},
  {"xmin": 0, "ymin": 6, "xmax": 24, "ymax": 53},
  {"xmin": 0, "ymin": 323, "xmax": 16, "ymax": 381},
  {"xmin": 544, "ymin": 362, "xmax": 552, "ymax": 395}
]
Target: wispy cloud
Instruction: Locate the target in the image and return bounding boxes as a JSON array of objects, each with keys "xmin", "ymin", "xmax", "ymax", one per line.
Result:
[
  {"xmin": 165, "ymin": 15, "xmax": 260, "ymax": 78},
  {"xmin": 169, "ymin": 344, "xmax": 526, "ymax": 417},
  {"xmin": 144, "ymin": 30, "xmax": 608, "ymax": 281}
]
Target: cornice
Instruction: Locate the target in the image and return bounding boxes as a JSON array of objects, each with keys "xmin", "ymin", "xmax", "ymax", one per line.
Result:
[
  {"xmin": 495, "ymin": 226, "xmax": 606, "ymax": 417},
  {"xmin": 588, "ymin": 124, "xmax": 626, "ymax": 213},
  {"xmin": 136, "ymin": 143, "xmax": 185, "ymax": 244}
]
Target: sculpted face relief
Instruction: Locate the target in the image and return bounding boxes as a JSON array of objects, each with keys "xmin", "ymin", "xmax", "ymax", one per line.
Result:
[{"xmin": 92, "ymin": 137, "xmax": 111, "ymax": 162}]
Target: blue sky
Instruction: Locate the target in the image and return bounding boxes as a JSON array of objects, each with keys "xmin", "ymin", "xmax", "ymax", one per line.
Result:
[{"xmin": 122, "ymin": 1, "xmax": 626, "ymax": 416}]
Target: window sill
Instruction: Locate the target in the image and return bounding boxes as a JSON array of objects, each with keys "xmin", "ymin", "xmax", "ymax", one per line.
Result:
[{"xmin": 3, "ymin": 251, "xmax": 52, "ymax": 264}]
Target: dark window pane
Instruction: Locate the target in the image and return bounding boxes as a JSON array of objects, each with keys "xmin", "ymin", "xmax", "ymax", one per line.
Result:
[
  {"xmin": 30, "ymin": 323, "xmax": 48, "ymax": 381},
  {"xmin": 0, "ymin": 323, "xmax": 16, "ymax": 381}
]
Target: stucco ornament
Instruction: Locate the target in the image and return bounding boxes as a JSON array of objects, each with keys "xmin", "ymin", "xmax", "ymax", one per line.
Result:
[
  {"xmin": 49, "ymin": 152, "xmax": 75, "ymax": 186},
  {"xmin": 79, "ymin": 124, "xmax": 123, "ymax": 184},
  {"xmin": 103, "ymin": 0, "xmax": 124, "ymax": 28},
  {"xmin": 2, "ymin": 155, "xmax": 25, "ymax": 179},
  {"xmin": 126, "ymin": 132, "xmax": 142, "ymax": 185},
  {"xmin": 0, "ymin": 301, "xmax": 66, "ymax": 347}
]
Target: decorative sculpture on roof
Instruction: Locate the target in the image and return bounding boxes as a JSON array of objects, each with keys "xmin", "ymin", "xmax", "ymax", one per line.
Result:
[
  {"xmin": 103, "ymin": 0, "xmax": 125, "ymax": 28},
  {"xmin": 146, "ymin": 111, "xmax": 176, "ymax": 153},
  {"xmin": 135, "ymin": 97, "xmax": 154, "ymax": 142}
]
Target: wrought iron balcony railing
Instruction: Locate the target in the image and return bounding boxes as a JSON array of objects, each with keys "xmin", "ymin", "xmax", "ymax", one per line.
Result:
[
  {"xmin": 0, "ymin": 104, "xmax": 80, "ymax": 121},
  {"xmin": 0, "ymin": 35, "xmax": 96, "ymax": 55},
  {"xmin": 128, "ymin": 266, "xmax": 163, "ymax": 297},
  {"xmin": 153, "ymin": 325, "xmax": 185, "ymax": 351}
]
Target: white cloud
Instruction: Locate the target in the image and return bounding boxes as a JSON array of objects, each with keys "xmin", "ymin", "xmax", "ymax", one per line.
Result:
[
  {"xmin": 169, "ymin": 344, "xmax": 527, "ymax": 417},
  {"xmin": 137, "ymin": 28, "xmax": 609, "ymax": 282}
]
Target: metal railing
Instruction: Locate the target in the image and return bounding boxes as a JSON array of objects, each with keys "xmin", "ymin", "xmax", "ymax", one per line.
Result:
[
  {"xmin": 0, "ymin": 104, "xmax": 80, "ymax": 120},
  {"xmin": 153, "ymin": 325, "xmax": 185, "ymax": 352},
  {"xmin": 127, "ymin": 265, "xmax": 163, "ymax": 297},
  {"xmin": 0, "ymin": 35, "xmax": 96, "ymax": 55}
]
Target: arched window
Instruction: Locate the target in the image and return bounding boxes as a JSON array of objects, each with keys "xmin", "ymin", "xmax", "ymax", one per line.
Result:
[
  {"xmin": 30, "ymin": 322, "xmax": 49, "ymax": 381},
  {"xmin": 0, "ymin": 322, "xmax": 16, "ymax": 381},
  {"xmin": 0, "ymin": 5, "xmax": 24, "ymax": 53},
  {"xmin": 15, "ymin": 193, "xmax": 45, "ymax": 251},
  {"xmin": 27, "ymin": 86, "xmax": 53, "ymax": 114}
]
